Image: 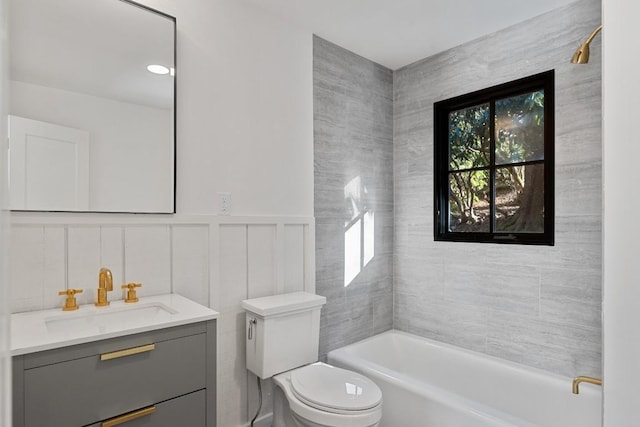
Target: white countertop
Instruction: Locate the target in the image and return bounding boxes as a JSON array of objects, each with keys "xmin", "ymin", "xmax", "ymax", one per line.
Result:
[{"xmin": 11, "ymin": 293, "xmax": 219, "ymax": 356}]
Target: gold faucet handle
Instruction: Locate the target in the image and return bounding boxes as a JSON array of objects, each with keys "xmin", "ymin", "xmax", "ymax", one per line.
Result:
[
  {"xmin": 58, "ymin": 288, "xmax": 83, "ymax": 311},
  {"xmin": 121, "ymin": 282, "xmax": 142, "ymax": 303}
]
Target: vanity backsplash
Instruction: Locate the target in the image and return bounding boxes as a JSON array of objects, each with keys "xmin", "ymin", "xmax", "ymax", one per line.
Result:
[
  {"xmin": 10, "ymin": 222, "xmax": 209, "ymax": 313},
  {"xmin": 9, "ymin": 215, "xmax": 313, "ymax": 314}
]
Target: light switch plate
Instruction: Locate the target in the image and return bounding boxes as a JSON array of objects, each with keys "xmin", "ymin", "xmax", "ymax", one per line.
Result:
[{"xmin": 218, "ymin": 192, "xmax": 231, "ymax": 215}]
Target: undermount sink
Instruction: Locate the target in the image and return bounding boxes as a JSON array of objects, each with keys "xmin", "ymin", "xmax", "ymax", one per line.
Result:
[{"xmin": 44, "ymin": 302, "xmax": 178, "ymax": 334}]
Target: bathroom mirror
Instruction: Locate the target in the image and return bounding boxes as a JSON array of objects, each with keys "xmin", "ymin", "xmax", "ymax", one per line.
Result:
[{"xmin": 8, "ymin": 0, "xmax": 176, "ymax": 213}]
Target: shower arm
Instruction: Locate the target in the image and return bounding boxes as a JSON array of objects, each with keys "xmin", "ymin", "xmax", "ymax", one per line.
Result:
[
  {"xmin": 583, "ymin": 25, "xmax": 603, "ymax": 45},
  {"xmin": 571, "ymin": 24, "xmax": 602, "ymax": 64}
]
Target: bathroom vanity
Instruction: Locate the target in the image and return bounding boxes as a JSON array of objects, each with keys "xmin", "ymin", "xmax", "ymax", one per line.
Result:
[{"xmin": 11, "ymin": 294, "xmax": 218, "ymax": 427}]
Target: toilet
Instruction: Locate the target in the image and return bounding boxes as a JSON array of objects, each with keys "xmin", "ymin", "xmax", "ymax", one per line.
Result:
[{"xmin": 241, "ymin": 292, "xmax": 383, "ymax": 427}]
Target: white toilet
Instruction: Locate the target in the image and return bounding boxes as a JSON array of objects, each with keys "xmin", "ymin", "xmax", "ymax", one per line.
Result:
[{"xmin": 241, "ymin": 292, "xmax": 382, "ymax": 427}]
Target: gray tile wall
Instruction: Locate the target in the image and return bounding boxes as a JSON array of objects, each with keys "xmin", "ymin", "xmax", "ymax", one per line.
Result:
[
  {"xmin": 313, "ymin": 0, "xmax": 601, "ymax": 378},
  {"xmin": 313, "ymin": 36, "xmax": 394, "ymax": 359},
  {"xmin": 394, "ymin": 0, "xmax": 602, "ymax": 377}
]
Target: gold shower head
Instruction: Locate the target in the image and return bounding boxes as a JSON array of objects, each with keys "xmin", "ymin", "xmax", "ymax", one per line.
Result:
[{"xmin": 571, "ymin": 24, "xmax": 602, "ymax": 64}]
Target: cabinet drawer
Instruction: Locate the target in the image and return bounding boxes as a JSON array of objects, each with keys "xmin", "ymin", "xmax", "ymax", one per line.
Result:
[
  {"xmin": 85, "ymin": 390, "xmax": 206, "ymax": 427},
  {"xmin": 23, "ymin": 332, "xmax": 206, "ymax": 427}
]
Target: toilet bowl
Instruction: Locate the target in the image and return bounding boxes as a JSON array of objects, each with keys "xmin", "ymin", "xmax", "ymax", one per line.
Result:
[
  {"xmin": 241, "ymin": 292, "xmax": 383, "ymax": 427},
  {"xmin": 272, "ymin": 362, "xmax": 382, "ymax": 427}
]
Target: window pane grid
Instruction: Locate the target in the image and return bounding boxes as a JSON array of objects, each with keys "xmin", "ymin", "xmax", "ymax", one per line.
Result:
[
  {"xmin": 446, "ymin": 159, "xmax": 544, "ymax": 175},
  {"xmin": 489, "ymin": 100, "xmax": 496, "ymax": 234},
  {"xmin": 434, "ymin": 70, "xmax": 554, "ymax": 245}
]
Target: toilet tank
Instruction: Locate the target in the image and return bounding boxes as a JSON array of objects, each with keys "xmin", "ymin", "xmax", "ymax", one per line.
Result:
[{"xmin": 241, "ymin": 292, "xmax": 326, "ymax": 379}]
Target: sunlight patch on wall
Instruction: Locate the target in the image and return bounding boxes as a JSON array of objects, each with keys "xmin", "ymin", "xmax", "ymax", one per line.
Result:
[
  {"xmin": 344, "ymin": 176, "xmax": 375, "ymax": 287},
  {"xmin": 363, "ymin": 211, "xmax": 374, "ymax": 266},
  {"xmin": 344, "ymin": 219, "xmax": 361, "ymax": 286}
]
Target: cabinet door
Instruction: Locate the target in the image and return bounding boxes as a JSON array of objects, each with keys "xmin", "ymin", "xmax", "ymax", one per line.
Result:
[{"xmin": 85, "ymin": 390, "xmax": 206, "ymax": 427}]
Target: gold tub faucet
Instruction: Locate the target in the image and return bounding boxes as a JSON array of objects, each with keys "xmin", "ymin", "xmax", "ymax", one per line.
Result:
[
  {"xmin": 95, "ymin": 267, "xmax": 113, "ymax": 306},
  {"xmin": 572, "ymin": 376, "xmax": 602, "ymax": 394}
]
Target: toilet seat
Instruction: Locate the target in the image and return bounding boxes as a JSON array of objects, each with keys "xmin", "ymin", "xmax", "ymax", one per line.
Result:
[
  {"xmin": 273, "ymin": 362, "xmax": 383, "ymax": 427},
  {"xmin": 290, "ymin": 363, "xmax": 382, "ymax": 414}
]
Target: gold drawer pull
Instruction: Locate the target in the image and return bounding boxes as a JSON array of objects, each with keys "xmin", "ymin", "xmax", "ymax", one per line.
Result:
[
  {"xmin": 102, "ymin": 406, "xmax": 156, "ymax": 426},
  {"xmin": 100, "ymin": 343, "xmax": 155, "ymax": 361}
]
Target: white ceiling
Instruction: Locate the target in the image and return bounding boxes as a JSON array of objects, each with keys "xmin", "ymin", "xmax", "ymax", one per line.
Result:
[
  {"xmin": 244, "ymin": 0, "xmax": 579, "ymax": 70},
  {"xmin": 10, "ymin": 0, "xmax": 580, "ymax": 106}
]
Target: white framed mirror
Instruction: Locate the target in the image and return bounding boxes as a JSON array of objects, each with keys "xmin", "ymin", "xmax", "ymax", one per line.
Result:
[{"xmin": 8, "ymin": 0, "xmax": 176, "ymax": 213}]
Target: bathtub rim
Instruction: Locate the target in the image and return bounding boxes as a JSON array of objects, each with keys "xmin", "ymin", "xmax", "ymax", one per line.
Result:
[
  {"xmin": 327, "ymin": 329, "xmax": 602, "ymax": 426},
  {"xmin": 328, "ymin": 329, "xmax": 602, "ymax": 393}
]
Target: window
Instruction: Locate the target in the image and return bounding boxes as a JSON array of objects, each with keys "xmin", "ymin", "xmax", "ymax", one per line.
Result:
[{"xmin": 434, "ymin": 71, "xmax": 554, "ymax": 245}]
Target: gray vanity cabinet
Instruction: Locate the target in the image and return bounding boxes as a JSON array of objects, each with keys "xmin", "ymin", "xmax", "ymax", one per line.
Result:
[{"xmin": 13, "ymin": 321, "xmax": 216, "ymax": 427}]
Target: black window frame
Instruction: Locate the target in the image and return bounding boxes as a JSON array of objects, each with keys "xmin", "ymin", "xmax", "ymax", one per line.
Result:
[{"xmin": 433, "ymin": 70, "xmax": 555, "ymax": 246}]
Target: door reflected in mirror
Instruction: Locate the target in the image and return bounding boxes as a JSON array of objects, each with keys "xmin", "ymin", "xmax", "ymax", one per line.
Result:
[{"xmin": 8, "ymin": 0, "xmax": 176, "ymax": 213}]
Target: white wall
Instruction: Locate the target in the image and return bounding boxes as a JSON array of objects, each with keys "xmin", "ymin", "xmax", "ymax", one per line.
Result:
[
  {"xmin": 0, "ymin": 0, "xmax": 10, "ymax": 423},
  {"xmin": 138, "ymin": 0, "xmax": 314, "ymax": 217},
  {"xmin": 9, "ymin": 0, "xmax": 315, "ymax": 218},
  {"xmin": 9, "ymin": 81, "xmax": 173, "ymax": 212},
  {"xmin": 8, "ymin": 1, "xmax": 315, "ymax": 426},
  {"xmin": 602, "ymin": 0, "xmax": 640, "ymax": 424}
]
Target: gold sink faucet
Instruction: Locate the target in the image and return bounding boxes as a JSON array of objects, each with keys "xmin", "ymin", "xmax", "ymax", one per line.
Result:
[{"xmin": 95, "ymin": 267, "xmax": 113, "ymax": 306}]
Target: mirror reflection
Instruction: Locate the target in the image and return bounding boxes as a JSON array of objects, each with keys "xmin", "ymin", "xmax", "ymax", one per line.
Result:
[{"xmin": 8, "ymin": 0, "xmax": 176, "ymax": 213}]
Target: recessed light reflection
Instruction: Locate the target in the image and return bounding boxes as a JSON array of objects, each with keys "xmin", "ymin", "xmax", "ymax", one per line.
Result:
[
  {"xmin": 147, "ymin": 64, "xmax": 170, "ymax": 75},
  {"xmin": 345, "ymin": 382, "xmax": 363, "ymax": 396}
]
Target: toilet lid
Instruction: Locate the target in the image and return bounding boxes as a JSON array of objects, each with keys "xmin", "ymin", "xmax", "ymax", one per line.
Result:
[{"xmin": 290, "ymin": 364, "xmax": 382, "ymax": 413}]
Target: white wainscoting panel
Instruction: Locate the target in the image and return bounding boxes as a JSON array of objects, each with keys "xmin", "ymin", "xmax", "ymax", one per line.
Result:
[
  {"xmin": 219, "ymin": 225, "xmax": 249, "ymax": 313},
  {"xmin": 248, "ymin": 225, "xmax": 277, "ymax": 299},
  {"xmin": 124, "ymin": 226, "xmax": 172, "ymax": 297},
  {"xmin": 43, "ymin": 227, "xmax": 66, "ymax": 310},
  {"xmin": 67, "ymin": 226, "xmax": 102, "ymax": 305},
  {"xmin": 9, "ymin": 213, "xmax": 314, "ymax": 427},
  {"xmin": 9, "ymin": 226, "xmax": 41, "ymax": 313},
  {"xmin": 100, "ymin": 226, "xmax": 126, "ymax": 291},
  {"xmin": 10, "ymin": 226, "xmax": 66, "ymax": 313},
  {"xmin": 172, "ymin": 225, "xmax": 210, "ymax": 307},
  {"xmin": 283, "ymin": 224, "xmax": 305, "ymax": 294}
]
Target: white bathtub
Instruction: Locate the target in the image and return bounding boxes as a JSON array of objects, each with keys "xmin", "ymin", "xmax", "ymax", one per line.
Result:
[{"xmin": 327, "ymin": 330, "xmax": 601, "ymax": 427}]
